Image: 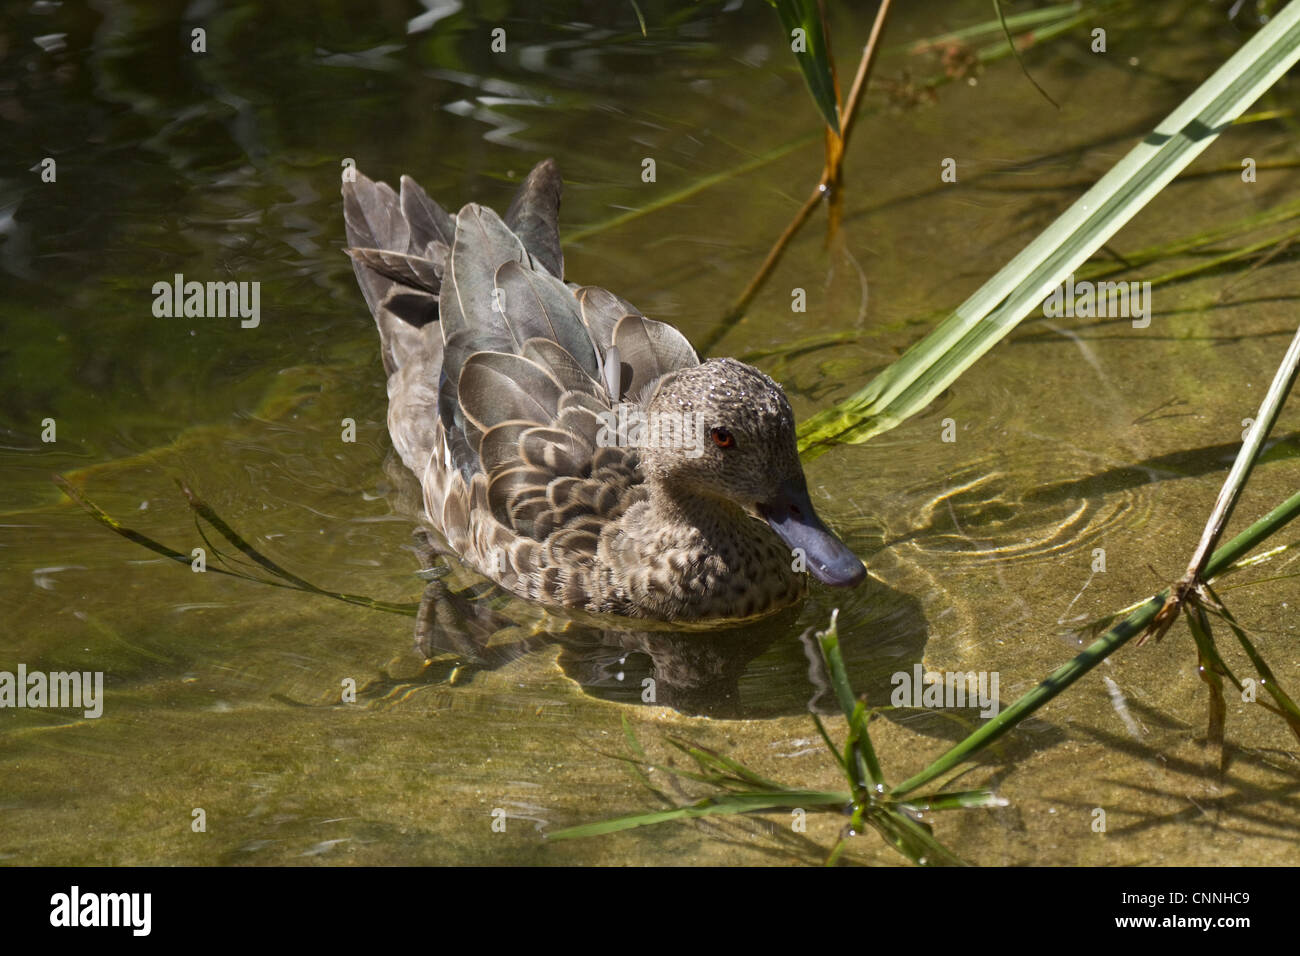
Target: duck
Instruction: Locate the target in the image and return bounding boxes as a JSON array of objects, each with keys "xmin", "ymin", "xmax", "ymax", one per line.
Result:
[{"xmin": 342, "ymin": 159, "xmax": 865, "ymax": 622}]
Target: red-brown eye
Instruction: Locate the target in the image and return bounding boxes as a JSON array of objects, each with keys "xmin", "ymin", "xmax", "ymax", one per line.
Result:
[{"xmin": 710, "ymin": 427, "xmax": 735, "ymax": 449}]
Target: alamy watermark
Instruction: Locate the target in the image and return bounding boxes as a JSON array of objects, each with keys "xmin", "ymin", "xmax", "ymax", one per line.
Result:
[
  {"xmin": 596, "ymin": 405, "xmax": 706, "ymax": 459},
  {"xmin": 152, "ymin": 273, "xmax": 260, "ymax": 328},
  {"xmin": 0, "ymin": 665, "xmax": 103, "ymax": 718},
  {"xmin": 1042, "ymin": 273, "xmax": 1151, "ymax": 328},
  {"xmin": 891, "ymin": 665, "xmax": 999, "ymax": 718},
  {"xmin": 50, "ymin": 886, "xmax": 150, "ymax": 935}
]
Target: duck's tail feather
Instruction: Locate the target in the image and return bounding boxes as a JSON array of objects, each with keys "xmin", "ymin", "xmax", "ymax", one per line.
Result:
[
  {"xmin": 400, "ymin": 174, "xmax": 457, "ymax": 252},
  {"xmin": 342, "ymin": 170, "xmax": 447, "ymax": 380},
  {"xmin": 504, "ymin": 158, "xmax": 564, "ymax": 281},
  {"xmin": 439, "ymin": 202, "xmax": 529, "ymax": 345},
  {"xmin": 343, "ymin": 170, "xmax": 449, "ymax": 474}
]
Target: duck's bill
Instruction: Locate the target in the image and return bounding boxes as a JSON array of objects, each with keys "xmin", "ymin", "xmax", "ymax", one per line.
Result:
[{"xmin": 758, "ymin": 478, "xmax": 867, "ymax": 587}]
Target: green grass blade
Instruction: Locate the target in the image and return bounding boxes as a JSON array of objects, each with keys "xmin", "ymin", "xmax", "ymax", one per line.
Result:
[
  {"xmin": 814, "ymin": 610, "xmax": 858, "ymax": 723},
  {"xmin": 175, "ymin": 481, "xmax": 416, "ymax": 614},
  {"xmin": 1205, "ymin": 585, "xmax": 1300, "ymax": 743},
  {"xmin": 1184, "ymin": 603, "xmax": 1243, "ymax": 692},
  {"xmin": 549, "ymin": 789, "xmax": 850, "ymax": 839},
  {"xmin": 892, "ymin": 487, "xmax": 1300, "ymax": 797},
  {"xmin": 899, "ymin": 789, "xmax": 1010, "ymax": 812},
  {"xmin": 991, "ymin": 0, "xmax": 1058, "ymax": 109},
  {"xmin": 664, "ymin": 736, "xmax": 790, "ymax": 792},
  {"xmin": 1185, "ymin": 603, "xmax": 1228, "ymax": 761},
  {"xmin": 765, "ymin": 0, "xmax": 840, "ymax": 136},
  {"xmin": 893, "ymin": 593, "xmax": 1159, "ymax": 797},
  {"xmin": 865, "ymin": 807, "xmax": 969, "ymax": 866},
  {"xmin": 810, "ymin": 711, "xmax": 850, "ymax": 778},
  {"xmin": 897, "ymin": 1, "xmax": 1110, "ymax": 52},
  {"xmin": 565, "ymin": 133, "xmax": 816, "ymax": 243},
  {"xmin": 613, "ymin": 715, "xmax": 667, "ymax": 796},
  {"xmin": 621, "ymin": 713, "xmax": 648, "ymax": 762},
  {"xmin": 824, "ymin": 837, "xmax": 849, "ymax": 867},
  {"xmin": 798, "ymin": 3, "xmax": 1300, "ymax": 458},
  {"xmin": 54, "ymin": 475, "xmax": 201, "ymax": 569},
  {"xmin": 844, "ymin": 699, "xmax": 885, "ymax": 792},
  {"xmin": 814, "ymin": 610, "xmax": 885, "ymax": 788}
]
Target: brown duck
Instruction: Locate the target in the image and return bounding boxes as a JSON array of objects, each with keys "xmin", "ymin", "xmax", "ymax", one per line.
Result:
[{"xmin": 343, "ymin": 159, "xmax": 865, "ymax": 622}]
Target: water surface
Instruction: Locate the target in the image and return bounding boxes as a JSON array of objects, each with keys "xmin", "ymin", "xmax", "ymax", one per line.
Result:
[{"xmin": 2, "ymin": 0, "xmax": 1299, "ymax": 865}]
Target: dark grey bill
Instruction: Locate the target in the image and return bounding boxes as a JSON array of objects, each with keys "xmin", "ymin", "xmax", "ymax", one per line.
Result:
[{"xmin": 758, "ymin": 477, "xmax": 867, "ymax": 587}]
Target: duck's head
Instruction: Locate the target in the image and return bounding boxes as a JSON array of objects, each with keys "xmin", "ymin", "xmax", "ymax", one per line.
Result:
[{"xmin": 639, "ymin": 358, "xmax": 867, "ymax": 588}]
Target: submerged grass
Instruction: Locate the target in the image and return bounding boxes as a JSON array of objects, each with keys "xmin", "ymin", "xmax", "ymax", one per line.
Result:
[
  {"xmin": 550, "ymin": 610, "xmax": 1007, "ymax": 866},
  {"xmin": 53, "ymin": 475, "xmax": 419, "ymax": 617},
  {"xmin": 737, "ymin": 186, "xmax": 1300, "ymax": 372}
]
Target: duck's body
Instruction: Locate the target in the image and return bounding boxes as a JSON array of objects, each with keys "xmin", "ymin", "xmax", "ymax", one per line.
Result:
[{"xmin": 343, "ymin": 160, "xmax": 864, "ymax": 622}]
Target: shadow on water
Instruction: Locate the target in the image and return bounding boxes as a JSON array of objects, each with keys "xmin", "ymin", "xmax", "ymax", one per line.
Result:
[
  {"xmin": 282, "ymin": 502, "xmax": 1062, "ymax": 760},
  {"xmin": 300, "ymin": 453, "xmax": 937, "ymax": 722}
]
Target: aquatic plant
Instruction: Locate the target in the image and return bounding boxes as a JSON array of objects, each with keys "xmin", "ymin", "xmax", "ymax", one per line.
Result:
[{"xmin": 550, "ymin": 609, "xmax": 1007, "ymax": 866}]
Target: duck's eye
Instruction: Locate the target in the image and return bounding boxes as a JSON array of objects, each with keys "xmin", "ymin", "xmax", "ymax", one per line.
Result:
[{"xmin": 710, "ymin": 426, "xmax": 736, "ymax": 449}]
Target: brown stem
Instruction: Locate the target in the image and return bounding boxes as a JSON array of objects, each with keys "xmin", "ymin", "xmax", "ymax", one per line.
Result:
[
  {"xmin": 840, "ymin": 0, "xmax": 894, "ymax": 153},
  {"xmin": 704, "ymin": 0, "xmax": 894, "ymax": 354}
]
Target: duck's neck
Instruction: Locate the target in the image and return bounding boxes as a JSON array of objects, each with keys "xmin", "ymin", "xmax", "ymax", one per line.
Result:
[
  {"xmin": 646, "ymin": 481, "xmax": 751, "ymax": 537},
  {"xmin": 615, "ymin": 481, "xmax": 804, "ymax": 620}
]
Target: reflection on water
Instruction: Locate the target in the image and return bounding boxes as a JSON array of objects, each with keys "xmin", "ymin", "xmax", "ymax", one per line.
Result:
[
  {"xmin": 3, "ymin": 0, "xmax": 1300, "ymax": 865},
  {"xmin": 215, "ymin": 449, "xmax": 933, "ymax": 722}
]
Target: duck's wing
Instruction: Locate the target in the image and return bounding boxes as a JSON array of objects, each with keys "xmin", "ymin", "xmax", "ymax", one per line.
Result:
[
  {"xmin": 446, "ymin": 249, "xmax": 638, "ymax": 549},
  {"xmin": 344, "ymin": 160, "xmax": 699, "ymax": 569},
  {"xmin": 435, "ymin": 199, "xmax": 603, "ymax": 481}
]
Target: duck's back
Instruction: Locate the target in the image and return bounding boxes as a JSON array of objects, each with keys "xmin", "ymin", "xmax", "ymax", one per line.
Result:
[{"xmin": 342, "ymin": 160, "xmax": 701, "ymax": 612}]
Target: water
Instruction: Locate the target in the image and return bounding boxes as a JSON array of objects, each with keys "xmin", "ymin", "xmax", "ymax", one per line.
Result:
[{"xmin": 2, "ymin": 0, "xmax": 1298, "ymax": 865}]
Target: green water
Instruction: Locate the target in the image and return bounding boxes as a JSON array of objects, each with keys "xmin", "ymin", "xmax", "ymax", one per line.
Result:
[{"xmin": 2, "ymin": 0, "xmax": 1299, "ymax": 865}]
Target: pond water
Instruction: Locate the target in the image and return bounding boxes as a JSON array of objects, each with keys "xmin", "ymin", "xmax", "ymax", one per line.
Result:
[{"xmin": 2, "ymin": 0, "xmax": 1298, "ymax": 865}]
